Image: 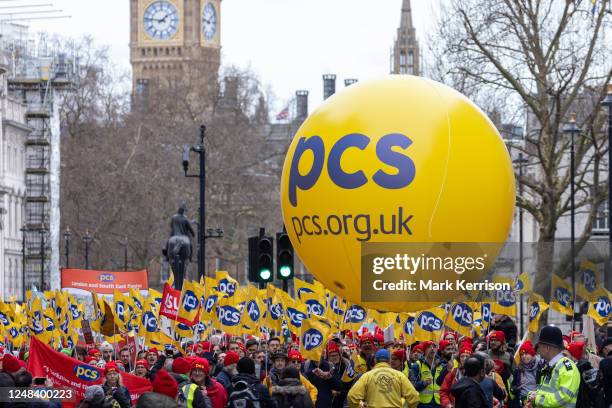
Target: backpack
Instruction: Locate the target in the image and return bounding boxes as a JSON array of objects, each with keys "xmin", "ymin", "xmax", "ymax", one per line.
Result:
[{"xmin": 228, "ymin": 380, "xmax": 261, "ymax": 408}]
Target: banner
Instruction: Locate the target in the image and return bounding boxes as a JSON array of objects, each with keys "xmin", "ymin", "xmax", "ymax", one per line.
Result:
[
  {"xmin": 414, "ymin": 308, "xmax": 445, "ymax": 342},
  {"xmin": 446, "ymin": 302, "xmax": 474, "ymax": 338},
  {"xmin": 27, "ymin": 337, "xmax": 151, "ymax": 406},
  {"xmin": 587, "ymin": 287, "xmax": 611, "ymax": 325},
  {"xmin": 514, "ymin": 272, "xmax": 532, "ymax": 295},
  {"xmin": 550, "ymin": 274, "xmax": 574, "ymax": 317},
  {"xmin": 159, "ymin": 283, "xmax": 181, "ymax": 320},
  {"xmin": 527, "ymin": 293, "xmax": 549, "ymax": 333},
  {"xmin": 177, "ymin": 280, "xmax": 204, "ymax": 326},
  {"xmin": 577, "ymin": 260, "xmax": 600, "ymax": 300},
  {"xmin": 300, "ymin": 319, "xmax": 331, "ymax": 361},
  {"xmin": 61, "ymin": 268, "xmax": 148, "ymax": 294}
]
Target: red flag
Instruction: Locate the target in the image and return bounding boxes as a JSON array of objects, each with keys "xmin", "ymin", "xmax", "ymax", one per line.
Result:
[
  {"xmin": 159, "ymin": 282, "xmax": 181, "ymax": 320},
  {"xmin": 27, "ymin": 336, "xmax": 151, "ymax": 407}
]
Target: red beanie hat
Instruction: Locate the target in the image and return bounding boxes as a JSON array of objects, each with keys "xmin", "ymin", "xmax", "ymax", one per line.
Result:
[
  {"xmin": 104, "ymin": 362, "xmax": 119, "ymax": 375},
  {"xmin": 439, "ymin": 340, "xmax": 451, "ymax": 352},
  {"xmin": 374, "ymin": 333, "xmax": 385, "ymax": 345},
  {"xmin": 2, "ymin": 354, "xmax": 21, "ymax": 374},
  {"xmin": 411, "ymin": 343, "xmax": 424, "ymax": 353},
  {"xmin": 519, "ymin": 340, "xmax": 536, "ymax": 357},
  {"xmin": 567, "ymin": 342, "xmax": 585, "ymax": 361},
  {"xmin": 421, "ymin": 341, "xmax": 435, "ymax": 352},
  {"xmin": 199, "ymin": 342, "xmax": 212, "ymax": 353},
  {"xmin": 135, "ymin": 359, "xmax": 149, "ymax": 370},
  {"xmin": 147, "ymin": 348, "xmax": 159, "ymax": 356},
  {"xmin": 172, "ymin": 357, "xmax": 191, "ymax": 374},
  {"xmin": 392, "ymin": 349, "xmax": 407, "ymax": 361},
  {"xmin": 326, "ymin": 342, "xmax": 340, "ymax": 355},
  {"xmin": 191, "ymin": 357, "xmax": 209, "ymax": 373},
  {"xmin": 88, "ymin": 349, "xmax": 102, "ymax": 358},
  {"xmin": 18, "ymin": 360, "xmax": 27, "ymax": 370},
  {"xmin": 224, "ymin": 351, "xmax": 240, "ymax": 367},
  {"xmin": 443, "ymin": 331, "xmax": 458, "ymax": 341},
  {"xmin": 488, "ymin": 331, "xmax": 506, "ymax": 343},
  {"xmin": 288, "ymin": 350, "xmax": 304, "ymax": 363},
  {"xmin": 152, "ymin": 369, "xmax": 178, "ymax": 399},
  {"xmin": 459, "ymin": 342, "xmax": 473, "ymax": 356},
  {"xmin": 360, "ymin": 333, "xmax": 375, "ymax": 344}
]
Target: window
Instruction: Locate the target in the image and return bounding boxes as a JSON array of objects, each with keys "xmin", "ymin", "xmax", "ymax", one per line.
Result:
[
  {"xmin": 399, "ymin": 51, "xmax": 407, "ymax": 74},
  {"xmin": 594, "ymin": 200, "xmax": 609, "ymax": 233}
]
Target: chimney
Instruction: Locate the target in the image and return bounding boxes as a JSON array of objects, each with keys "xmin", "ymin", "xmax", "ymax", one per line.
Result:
[
  {"xmin": 296, "ymin": 90, "xmax": 309, "ymax": 120},
  {"xmin": 224, "ymin": 76, "xmax": 239, "ymax": 105},
  {"xmin": 344, "ymin": 78, "xmax": 358, "ymax": 87},
  {"xmin": 323, "ymin": 74, "xmax": 336, "ymax": 100}
]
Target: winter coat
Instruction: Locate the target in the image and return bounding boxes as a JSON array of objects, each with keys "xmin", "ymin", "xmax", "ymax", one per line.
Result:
[
  {"xmin": 600, "ymin": 356, "xmax": 612, "ymax": 408},
  {"xmin": 304, "ymin": 359, "xmax": 343, "ymax": 408},
  {"xmin": 205, "ymin": 377, "xmax": 228, "ymax": 408},
  {"xmin": 271, "ymin": 378, "xmax": 314, "ymax": 408},
  {"xmin": 215, "ymin": 368, "xmax": 233, "ymax": 389},
  {"xmin": 479, "ymin": 377, "xmax": 506, "ymax": 408},
  {"xmin": 329, "ymin": 357, "xmax": 352, "ymax": 408},
  {"xmin": 490, "ymin": 316, "xmax": 518, "ymax": 349},
  {"xmin": 229, "ymin": 372, "xmax": 277, "ymax": 408},
  {"xmin": 510, "ymin": 360, "xmax": 540, "ymax": 406},
  {"xmin": 451, "ymin": 377, "xmax": 488, "ymax": 408},
  {"xmin": 347, "ymin": 362, "xmax": 419, "ymax": 408},
  {"xmin": 576, "ymin": 359, "xmax": 606, "ymax": 408},
  {"xmin": 264, "ymin": 368, "xmax": 318, "ymax": 403},
  {"xmin": 440, "ymin": 367, "xmax": 463, "ymax": 407}
]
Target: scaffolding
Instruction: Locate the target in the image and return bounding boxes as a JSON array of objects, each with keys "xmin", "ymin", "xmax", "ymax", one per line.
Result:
[{"xmin": 6, "ymin": 43, "xmax": 74, "ymax": 290}]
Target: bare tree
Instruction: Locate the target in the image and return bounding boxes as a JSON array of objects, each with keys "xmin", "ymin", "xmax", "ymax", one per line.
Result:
[{"xmin": 429, "ymin": 0, "xmax": 612, "ymax": 294}]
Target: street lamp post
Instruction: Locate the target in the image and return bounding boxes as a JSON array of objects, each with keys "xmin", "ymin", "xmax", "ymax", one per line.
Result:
[
  {"xmin": 513, "ymin": 153, "xmax": 528, "ymax": 337},
  {"xmin": 63, "ymin": 227, "xmax": 72, "ymax": 268},
  {"xmin": 182, "ymin": 125, "xmax": 223, "ymax": 280},
  {"xmin": 121, "ymin": 236, "xmax": 128, "ymax": 271},
  {"xmin": 564, "ymin": 112, "xmax": 580, "ymax": 330},
  {"xmin": 601, "ymin": 84, "xmax": 612, "ymax": 284},
  {"xmin": 83, "ymin": 230, "xmax": 93, "ymax": 270}
]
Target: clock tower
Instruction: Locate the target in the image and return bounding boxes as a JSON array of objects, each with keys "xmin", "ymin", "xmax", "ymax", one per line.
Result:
[{"xmin": 129, "ymin": 0, "xmax": 221, "ymax": 97}]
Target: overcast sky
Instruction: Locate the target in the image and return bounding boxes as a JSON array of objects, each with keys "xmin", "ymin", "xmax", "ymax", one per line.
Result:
[{"xmin": 23, "ymin": 0, "xmax": 435, "ymax": 113}]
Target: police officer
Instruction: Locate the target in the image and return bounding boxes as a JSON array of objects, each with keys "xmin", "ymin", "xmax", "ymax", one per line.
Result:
[{"xmin": 526, "ymin": 326, "xmax": 580, "ymax": 408}]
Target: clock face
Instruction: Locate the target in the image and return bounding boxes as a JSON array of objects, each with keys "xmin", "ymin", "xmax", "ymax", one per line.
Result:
[
  {"xmin": 202, "ymin": 2, "xmax": 217, "ymax": 41},
  {"xmin": 143, "ymin": 1, "xmax": 179, "ymax": 40}
]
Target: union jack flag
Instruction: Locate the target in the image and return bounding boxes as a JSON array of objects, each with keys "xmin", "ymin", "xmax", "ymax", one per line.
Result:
[{"xmin": 276, "ymin": 107, "xmax": 289, "ymax": 120}]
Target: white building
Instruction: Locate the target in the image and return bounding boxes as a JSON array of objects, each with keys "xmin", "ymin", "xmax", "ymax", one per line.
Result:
[{"xmin": 0, "ymin": 53, "xmax": 30, "ymax": 301}]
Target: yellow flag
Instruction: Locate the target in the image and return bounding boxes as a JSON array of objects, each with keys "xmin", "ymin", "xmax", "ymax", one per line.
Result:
[
  {"xmin": 265, "ymin": 286, "xmax": 284, "ymax": 333},
  {"xmin": 113, "ymin": 290, "xmax": 129, "ymax": 332},
  {"xmin": 216, "ymin": 270, "xmax": 239, "ymax": 298},
  {"xmin": 166, "ymin": 270, "xmax": 174, "ymax": 287},
  {"xmin": 295, "ymin": 278, "xmax": 325, "ymax": 301},
  {"xmin": 178, "ymin": 280, "xmax": 204, "ymax": 326},
  {"xmin": 342, "ymin": 304, "xmax": 368, "ymax": 332},
  {"xmin": 414, "ymin": 308, "xmax": 445, "ymax": 342},
  {"xmin": 491, "ymin": 276, "xmax": 517, "ymax": 316},
  {"xmin": 130, "ymin": 288, "xmax": 144, "ymax": 313},
  {"xmin": 446, "ymin": 302, "xmax": 476, "ymax": 338},
  {"xmin": 587, "ymin": 287, "xmax": 611, "ymax": 325},
  {"xmin": 577, "ymin": 260, "xmax": 600, "ymax": 301},
  {"xmin": 214, "ymin": 297, "xmax": 243, "ymax": 335},
  {"xmin": 550, "ymin": 274, "xmax": 574, "ymax": 316},
  {"xmin": 514, "ymin": 272, "xmax": 532, "ymax": 295},
  {"xmin": 286, "ymin": 300, "xmax": 308, "ymax": 333},
  {"xmin": 300, "ymin": 318, "xmax": 331, "ymax": 361},
  {"xmin": 148, "ymin": 288, "xmax": 163, "ymax": 308},
  {"xmin": 240, "ymin": 285, "xmax": 264, "ymax": 334},
  {"xmin": 527, "ymin": 293, "xmax": 549, "ymax": 333},
  {"xmin": 301, "ymin": 291, "xmax": 326, "ymax": 317},
  {"xmin": 139, "ymin": 297, "xmax": 159, "ymax": 339}
]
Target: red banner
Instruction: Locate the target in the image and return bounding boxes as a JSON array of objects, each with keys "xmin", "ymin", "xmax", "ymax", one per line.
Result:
[
  {"xmin": 61, "ymin": 268, "xmax": 149, "ymax": 294},
  {"xmin": 27, "ymin": 337, "xmax": 152, "ymax": 406},
  {"xmin": 159, "ymin": 282, "xmax": 181, "ymax": 320}
]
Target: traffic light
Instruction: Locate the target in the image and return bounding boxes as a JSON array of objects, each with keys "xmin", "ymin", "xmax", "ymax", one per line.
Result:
[
  {"xmin": 248, "ymin": 228, "xmax": 274, "ymax": 284},
  {"xmin": 276, "ymin": 231, "xmax": 294, "ymax": 280}
]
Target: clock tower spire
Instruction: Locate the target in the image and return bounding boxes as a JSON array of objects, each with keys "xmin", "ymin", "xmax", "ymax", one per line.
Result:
[{"xmin": 391, "ymin": 0, "xmax": 420, "ymax": 75}]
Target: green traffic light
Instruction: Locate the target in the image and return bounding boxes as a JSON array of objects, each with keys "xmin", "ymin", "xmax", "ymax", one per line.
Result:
[
  {"xmin": 259, "ymin": 269, "xmax": 271, "ymax": 280},
  {"xmin": 279, "ymin": 265, "xmax": 292, "ymax": 278}
]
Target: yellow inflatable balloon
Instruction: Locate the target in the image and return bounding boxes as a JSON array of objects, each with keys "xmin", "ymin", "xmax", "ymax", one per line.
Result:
[{"xmin": 280, "ymin": 76, "xmax": 515, "ymax": 312}]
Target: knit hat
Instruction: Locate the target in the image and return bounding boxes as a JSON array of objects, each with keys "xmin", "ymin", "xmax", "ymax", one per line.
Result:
[
  {"xmin": 172, "ymin": 357, "xmax": 191, "ymax": 374},
  {"xmin": 326, "ymin": 342, "xmax": 340, "ymax": 355},
  {"xmin": 237, "ymin": 357, "xmax": 255, "ymax": 375},
  {"xmin": 443, "ymin": 331, "xmax": 458, "ymax": 341},
  {"xmin": 18, "ymin": 360, "xmax": 26, "ymax": 370},
  {"xmin": 135, "ymin": 359, "xmax": 149, "ymax": 370},
  {"xmin": 392, "ymin": 349, "xmax": 406, "ymax": 361},
  {"xmin": 287, "ymin": 350, "xmax": 304, "ymax": 363},
  {"xmin": 519, "ymin": 340, "xmax": 536, "ymax": 357},
  {"xmin": 2, "ymin": 354, "xmax": 21, "ymax": 374},
  {"xmin": 375, "ymin": 349, "xmax": 390, "ymax": 361},
  {"xmin": 536, "ymin": 326, "xmax": 564, "ymax": 349},
  {"xmin": 360, "ymin": 333, "xmax": 375, "ymax": 344},
  {"xmin": 411, "ymin": 343, "xmax": 424, "ymax": 354},
  {"xmin": 421, "ymin": 341, "xmax": 435, "ymax": 352},
  {"xmin": 152, "ymin": 369, "xmax": 178, "ymax": 399},
  {"xmin": 271, "ymin": 351, "xmax": 287, "ymax": 361},
  {"xmin": 104, "ymin": 362, "xmax": 119, "ymax": 375},
  {"xmin": 224, "ymin": 351, "xmax": 240, "ymax": 367},
  {"xmin": 191, "ymin": 357, "xmax": 209, "ymax": 373},
  {"xmin": 88, "ymin": 349, "xmax": 102, "ymax": 358},
  {"xmin": 439, "ymin": 340, "xmax": 452, "ymax": 352},
  {"xmin": 84, "ymin": 385, "xmax": 105, "ymax": 404},
  {"xmin": 61, "ymin": 348, "xmax": 72, "ymax": 357},
  {"xmin": 85, "ymin": 356, "xmax": 97, "ymax": 365},
  {"xmin": 459, "ymin": 343, "xmax": 473, "ymax": 356},
  {"xmin": 488, "ymin": 331, "xmax": 506, "ymax": 343},
  {"xmin": 146, "ymin": 348, "xmax": 159, "ymax": 357},
  {"xmin": 567, "ymin": 342, "xmax": 585, "ymax": 361}
]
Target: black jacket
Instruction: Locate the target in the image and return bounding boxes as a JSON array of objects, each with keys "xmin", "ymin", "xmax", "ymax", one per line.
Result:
[
  {"xmin": 101, "ymin": 384, "xmax": 131, "ymax": 408},
  {"xmin": 601, "ymin": 356, "xmax": 612, "ymax": 408},
  {"xmin": 490, "ymin": 316, "xmax": 518, "ymax": 349},
  {"xmin": 451, "ymin": 377, "xmax": 488, "ymax": 408},
  {"xmin": 271, "ymin": 378, "xmax": 314, "ymax": 408},
  {"xmin": 229, "ymin": 373, "xmax": 276, "ymax": 408},
  {"xmin": 304, "ymin": 360, "xmax": 342, "ymax": 408}
]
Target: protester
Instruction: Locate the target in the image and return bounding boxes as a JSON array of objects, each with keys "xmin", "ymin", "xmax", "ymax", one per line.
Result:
[
  {"xmin": 216, "ymin": 350, "xmax": 239, "ymax": 389},
  {"xmin": 354, "ymin": 333, "xmax": 376, "ymax": 374},
  {"xmin": 301, "ymin": 349, "xmax": 342, "ymax": 408},
  {"xmin": 227, "ymin": 356, "xmax": 275, "ymax": 408},
  {"xmin": 152, "ymin": 369, "xmax": 179, "ymax": 401},
  {"xmin": 436, "ymin": 339, "xmax": 458, "ymax": 387},
  {"xmin": 526, "ymin": 326, "xmax": 580, "ymax": 408},
  {"xmin": 271, "ymin": 366, "xmax": 314, "ymax": 408},
  {"xmin": 325, "ymin": 341, "xmax": 352, "ymax": 408},
  {"xmin": 145, "ymin": 349, "xmax": 158, "ymax": 368},
  {"xmin": 133, "ymin": 359, "xmax": 149, "ymax": 378},
  {"xmin": 440, "ymin": 342, "xmax": 473, "ymax": 408},
  {"xmin": 101, "ymin": 342, "xmax": 115, "ymax": 363},
  {"xmin": 451, "ymin": 356, "xmax": 488, "ymax": 408},
  {"xmin": 490, "ymin": 315, "xmax": 518, "ymax": 349},
  {"xmin": 102, "ymin": 362, "xmax": 132, "ymax": 408},
  {"xmin": 347, "ymin": 349, "xmax": 419, "ymax": 408},
  {"xmin": 599, "ymin": 337, "xmax": 612, "ymax": 408},
  {"xmin": 78, "ymin": 385, "xmax": 120, "ymax": 408},
  {"xmin": 510, "ymin": 340, "xmax": 540, "ymax": 408},
  {"xmin": 180, "ymin": 357, "xmax": 226, "ymax": 408},
  {"xmin": 135, "ymin": 392, "xmax": 179, "ymax": 408},
  {"xmin": 119, "ymin": 347, "xmax": 132, "ymax": 372},
  {"xmin": 413, "ymin": 341, "xmax": 444, "ymax": 408}
]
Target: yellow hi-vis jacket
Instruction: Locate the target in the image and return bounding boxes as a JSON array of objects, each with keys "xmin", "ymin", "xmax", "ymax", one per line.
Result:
[
  {"xmin": 347, "ymin": 362, "xmax": 419, "ymax": 408},
  {"xmin": 534, "ymin": 355, "xmax": 579, "ymax": 408}
]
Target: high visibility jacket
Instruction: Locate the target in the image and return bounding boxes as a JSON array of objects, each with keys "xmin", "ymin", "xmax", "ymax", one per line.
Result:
[
  {"xmin": 534, "ymin": 356, "xmax": 579, "ymax": 408},
  {"xmin": 416, "ymin": 359, "xmax": 443, "ymax": 405},
  {"xmin": 347, "ymin": 362, "xmax": 419, "ymax": 408},
  {"xmin": 181, "ymin": 383, "xmax": 198, "ymax": 408}
]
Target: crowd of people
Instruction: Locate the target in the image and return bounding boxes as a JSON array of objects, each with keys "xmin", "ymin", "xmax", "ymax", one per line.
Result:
[{"xmin": 0, "ymin": 314, "xmax": 611, "ymax": 408}]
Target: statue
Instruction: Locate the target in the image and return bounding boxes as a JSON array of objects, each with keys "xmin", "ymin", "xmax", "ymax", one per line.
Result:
[{"xmin": 163, "ymin": 201, "xmax": 194, "ymax": 290}]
